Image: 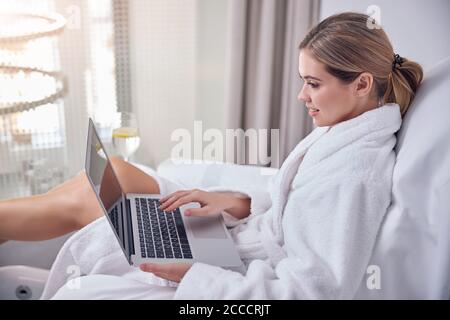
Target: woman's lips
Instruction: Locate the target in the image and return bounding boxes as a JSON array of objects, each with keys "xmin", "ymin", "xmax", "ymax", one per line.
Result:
[{"xmin": 308, "ymin": 108, "xmax": 319, "ymax": 117}]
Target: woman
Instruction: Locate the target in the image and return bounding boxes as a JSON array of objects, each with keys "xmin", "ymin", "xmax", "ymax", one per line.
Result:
[{"xmin": 0, "ymin": 12, "xmax": 423, "ymax": 299}]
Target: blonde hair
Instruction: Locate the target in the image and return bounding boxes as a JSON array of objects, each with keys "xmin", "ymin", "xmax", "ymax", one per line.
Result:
[{"xmin": 299, "ymin": 12, "xmax": 423, "ymax": 117}]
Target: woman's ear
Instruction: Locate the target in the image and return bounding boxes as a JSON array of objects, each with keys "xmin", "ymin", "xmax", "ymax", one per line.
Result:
[{"xmin": 354, "ymin": 72, "xmax": 374, "ymax": 97}]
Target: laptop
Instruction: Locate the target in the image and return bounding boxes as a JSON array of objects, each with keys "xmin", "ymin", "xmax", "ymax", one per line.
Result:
[{"xmin": 85, "ymin": 118, "xmax": 243, "ymax": 269}]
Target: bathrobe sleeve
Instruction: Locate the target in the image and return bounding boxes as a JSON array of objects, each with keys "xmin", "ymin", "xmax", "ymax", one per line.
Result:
[
  {"xmin": 173, "ymin": 177, "xmax": 389, "ymax": 299},
  {"xmin": 205, "ymin": 180, "xmax": 274, "ymax": 227}
]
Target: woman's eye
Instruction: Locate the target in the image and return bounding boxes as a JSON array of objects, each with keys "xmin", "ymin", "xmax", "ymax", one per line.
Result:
[{"xmin": 307, "ymin": 82, "xmax": 319, "ymax": 88}]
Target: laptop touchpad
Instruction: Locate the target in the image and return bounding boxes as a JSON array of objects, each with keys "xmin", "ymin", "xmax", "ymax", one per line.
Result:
[{"xmin": 187, "ymin": 216, "xmax": 227, "ymax": 239}]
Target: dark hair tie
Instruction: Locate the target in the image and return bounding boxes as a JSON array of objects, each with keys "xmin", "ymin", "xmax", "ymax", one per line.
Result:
[{"xmin": 392, "ymin": 53, "xmax": 404, "ymax": 71}]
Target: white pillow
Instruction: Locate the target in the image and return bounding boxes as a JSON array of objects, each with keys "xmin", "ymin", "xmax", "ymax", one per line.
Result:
[{"xmin": 355, "ymin": 57, "xmax": 450, "ymax": 299}]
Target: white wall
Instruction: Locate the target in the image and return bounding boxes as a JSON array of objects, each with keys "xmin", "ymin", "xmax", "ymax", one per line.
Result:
[
  {"xmin": 320, "ymin": 0, "xmax": 450, "ymax": 71},
  {"xmin": 129, "ymin": 0, "xmax": 229, "ymax": 168},
  {"xmin": 195, "ymin": 0, "xmax": 228, "ymax": 132},
  {"xmin": 129, "ymin": 0, "xmax": 197, "ymax": 168}
]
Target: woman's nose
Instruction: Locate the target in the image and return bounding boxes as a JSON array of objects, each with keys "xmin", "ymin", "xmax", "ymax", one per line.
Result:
[{"xmin": 297, "ymin": 86, "xmax": 310, "ymax": 103}]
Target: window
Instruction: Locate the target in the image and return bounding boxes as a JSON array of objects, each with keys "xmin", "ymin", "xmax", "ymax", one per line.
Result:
[{"xmin": 0, "ymin": 0, "xmax": 117, "ymax": 198}]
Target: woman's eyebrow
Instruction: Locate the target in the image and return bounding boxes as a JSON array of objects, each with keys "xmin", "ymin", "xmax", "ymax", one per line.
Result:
[{"xmin": 298, "ymin": 71, "xmax": 322, "ymax": 81}]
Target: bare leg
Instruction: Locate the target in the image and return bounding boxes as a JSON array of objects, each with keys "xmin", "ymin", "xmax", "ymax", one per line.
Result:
[{"xmin": 0, "ymin": 157, "xmax": 160, "ymax": 242}]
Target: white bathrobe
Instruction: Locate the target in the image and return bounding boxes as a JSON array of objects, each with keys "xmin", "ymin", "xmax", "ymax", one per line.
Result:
[{"xmin": 43, "ymin": 103, "xmax": 401, "ymax": 300}]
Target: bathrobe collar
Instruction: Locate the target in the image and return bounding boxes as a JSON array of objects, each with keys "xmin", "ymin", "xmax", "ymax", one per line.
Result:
[
  {"xmin": 282, "ymin": 103, "xmax": 401, "ymax": 171},
  {"xmin": 326, "ymin": 103, "xmax": 401, "ymax": 137},
  {"xmin": 301, "ymin": 103, "xmax": 402, "ymax": 173}
]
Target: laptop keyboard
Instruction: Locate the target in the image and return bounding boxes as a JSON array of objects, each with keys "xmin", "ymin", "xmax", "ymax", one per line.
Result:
[
  {"xmin": 108, "ymin": 206, "xmax": 120, "ymax": 234},
  {"xmin": 135, "ymin": 198, "xmax": 192, "ymax": 260}
]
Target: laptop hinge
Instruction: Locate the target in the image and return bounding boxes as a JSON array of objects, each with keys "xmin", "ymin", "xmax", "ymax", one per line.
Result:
[{"xmin": 125, "ymin": 197, "xmax": 135, "ymax": 259}]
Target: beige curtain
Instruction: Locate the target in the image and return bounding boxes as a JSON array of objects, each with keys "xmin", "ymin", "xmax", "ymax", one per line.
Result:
[{"xmin": 224, "ymin": 0, "xmax": 320, "ymax": 167}]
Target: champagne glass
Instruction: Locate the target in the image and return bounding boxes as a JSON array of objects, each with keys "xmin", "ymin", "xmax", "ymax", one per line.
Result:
[{"xmin": 112, "ymin": 112, "xmax": 141, "ymax": 162}]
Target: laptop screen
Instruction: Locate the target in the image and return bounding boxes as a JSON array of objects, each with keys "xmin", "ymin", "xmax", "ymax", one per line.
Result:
[{"xmin": 85, "ymin": 119, "xmax": 126, "ymax": 251}]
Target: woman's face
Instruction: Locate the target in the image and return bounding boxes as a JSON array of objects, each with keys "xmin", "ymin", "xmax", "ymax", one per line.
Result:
[{"xmin": 297, "ymin": 49, "xmax": 368, "ymax": 127}]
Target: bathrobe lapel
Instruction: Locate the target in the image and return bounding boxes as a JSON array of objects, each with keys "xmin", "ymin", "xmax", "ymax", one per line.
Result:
[{"xmin": 268, "ymin": 126, "xmax": 330, "ymax": 242}]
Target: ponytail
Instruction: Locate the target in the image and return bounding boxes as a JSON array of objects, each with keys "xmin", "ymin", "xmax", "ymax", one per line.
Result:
[{"xmin": 383, "ymin": 58, "xmax": 423, "ymax": 117}]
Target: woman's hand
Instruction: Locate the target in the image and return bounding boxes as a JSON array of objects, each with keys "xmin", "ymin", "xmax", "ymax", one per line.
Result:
[
  {"xmin": 140, "ymin": 263, "xmax": 192, "ymax": 283},
  {"xmin": 159, "ymin": 189, "xmax": 241, "ymax": 217},
  {"xmin": 140, "ymin": 190, "xmax": 251, "ymax": 282}
]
